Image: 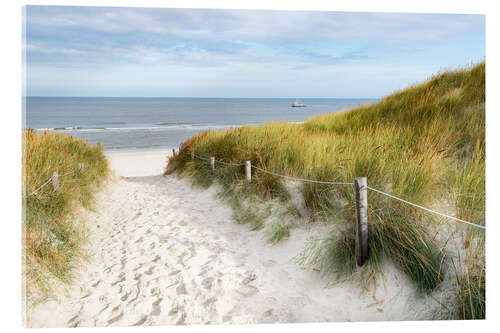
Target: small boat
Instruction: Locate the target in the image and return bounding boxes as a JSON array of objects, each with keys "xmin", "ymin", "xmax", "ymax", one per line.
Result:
[{"xmin": 291, "ymin": 99, "xmax": 306, "ymax": 107}]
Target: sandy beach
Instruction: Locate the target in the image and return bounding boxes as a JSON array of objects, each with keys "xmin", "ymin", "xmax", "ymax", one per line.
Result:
[{"xmin": 26, "ymin": 150, "xmax": 440, "ymax": 327}]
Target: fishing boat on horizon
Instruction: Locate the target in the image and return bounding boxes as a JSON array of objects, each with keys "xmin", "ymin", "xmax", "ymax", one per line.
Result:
[{"xmin": 291, "ymin": 99, "xmax": 306, "ymax": 107}]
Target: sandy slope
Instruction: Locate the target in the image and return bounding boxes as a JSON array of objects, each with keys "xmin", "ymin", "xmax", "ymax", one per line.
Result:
[{"xmin": 26, "ymin": 150, "xmax": 439, "ymax": 327}]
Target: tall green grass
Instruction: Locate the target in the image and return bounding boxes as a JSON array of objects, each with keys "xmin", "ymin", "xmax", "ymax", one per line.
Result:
[
  {"xmin": 22, "ymin": 130, "xmax": 109, "ymax": 306},
  {"xmin": 169, "ymin": 62, "xmax": 485, "ymax": 318}
]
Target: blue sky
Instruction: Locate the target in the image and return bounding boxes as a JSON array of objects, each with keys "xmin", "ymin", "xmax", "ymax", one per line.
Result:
[{"xmin": 24, "ymin": 6, "xmax": 485, "ymax": 98}]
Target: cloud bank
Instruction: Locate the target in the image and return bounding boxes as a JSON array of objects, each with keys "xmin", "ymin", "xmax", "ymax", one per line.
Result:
[{"xmin": 24, "ymin": 6, "xmax": 485, "ymax": 97}]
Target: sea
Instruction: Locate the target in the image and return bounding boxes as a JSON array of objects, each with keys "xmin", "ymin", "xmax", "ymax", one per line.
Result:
[{"xmin": 24, "ymin": 97, "xmax": 376, "ymax": 152}]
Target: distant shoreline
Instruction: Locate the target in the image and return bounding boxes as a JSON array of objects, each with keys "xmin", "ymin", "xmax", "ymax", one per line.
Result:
[{"xmin": 27, "ymin": 120, "xmax": 304, "ymax": 132}]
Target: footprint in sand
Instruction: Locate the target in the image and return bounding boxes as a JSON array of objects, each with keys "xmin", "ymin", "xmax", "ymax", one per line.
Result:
[
  {"xmin": 150, "ymin": 298, "xmax": 163, "ymax": 316},
  {"xmin": 242, "ymin": 273, "xmax": 257, "ymax": 285},
  {"xmin": 107, "ymin": 311, "xmax": 124, "ymax": 325},
  {"xmin": 66, "ymin": 314, "xmax": 79, "ymax": 327},
  {"xmin": 176, "ymin": 281, "xmax": 188, "ymax": 295},
  {"xmin": 97, "ymin": 303, "xmax": 110, "ymax": 316},
  {"xmin": 127, "ymin": 284, "xmax": 141, "ymax": 305},
  {"xmin": 104, "ymin": 264, "xmax": 117, "ymax": 274},
  {"xmin": 132, "ymin": 315, "xmax": 148, "ymax": 326},
  {"xmin": 145, "ymin": 266, "xmax": 155, "ymax": 275},
  {"xmin": 111, "ymin": 272, "xmax": 126, "ymax": 286},
  {"xmin": 236, "ymin": 285, "xmax": 259, "ymax": 297},
  {"xmin": 133, "ymin": 263, "xmax": 144, "ymax": 272},
  {"xmin": 120, "ymin": 291, "xmax": 131, "ymax": 302},
  {"xmin": 175, "ymin": 312, "xmax": 187, "ymax": 325},
  {"xmin": 80, "ymin": 292, "xmax": 91, "ymax": 299},
  {"xmin": 91, "ymin": 280, "xmax": 102, "ymax": 288},
  {"xmin": 149, "ymin": 287, "xmax": 161, "ymax": 297},
  {"xmin": 120, "ymin": 257, "xmax": 127, "ymax": 269},
  {"xmin": 201, "ymin": 277, "xmax": 213, "ymax": 290}
]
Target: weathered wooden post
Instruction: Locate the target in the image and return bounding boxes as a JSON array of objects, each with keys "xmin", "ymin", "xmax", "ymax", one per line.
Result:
[
  {"xmin": 210, "ymin": 157, "xmax": 215, "ymax": 172},
  {"xmin": 191, "ymin": 151, "xmax": 194, "ymax": 161},
  {"xmin": 245, "ymin": 161, "xmax": 251, "ymax": 182},
  {"xmin": 354, "ymin": 177, "xmax": 369, "ymax": 266},
  {"xmin": 172, "ymin": 148, "xmax": 176, "ymax": 157},
  {"xmin": 52, "ymin": 172, "xmax": 59, "ymax": 192}
]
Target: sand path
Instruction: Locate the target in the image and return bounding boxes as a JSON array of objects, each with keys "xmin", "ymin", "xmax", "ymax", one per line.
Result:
[{"xmin": 27, "ymin": 151, "xmax": 437, "ymax": 327}]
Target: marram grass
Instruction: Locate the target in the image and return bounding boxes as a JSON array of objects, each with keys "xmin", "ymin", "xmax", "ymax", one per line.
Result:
[
  {"xmin": 23, "ymin": 130, "xmax": 109, "ymax": 306},
  {"xmin": 267, "ymin": 220, "xmax": 290, "ymax": 244},
  {"xmin": 169, "ymin": 62, "xmax": 485, "ymax": 319}
]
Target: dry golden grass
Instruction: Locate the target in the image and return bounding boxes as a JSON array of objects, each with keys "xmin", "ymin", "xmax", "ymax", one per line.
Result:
[{"xmin": 23, "ymin": 130, "xmax": 109, "ymax": 306}]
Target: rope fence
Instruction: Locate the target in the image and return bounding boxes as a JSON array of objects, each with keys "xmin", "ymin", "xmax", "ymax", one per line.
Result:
[
  {"xmin": 367, "ymin": 186, "xmax": 485, "ymax": 230},
  {"xmin": 215, "ymin": 159, "xmax": 245, "ymax": 167},
  {"xmin": 251, "ymin": 165, "xmax": 353, "ymax": 185},
  {"xmin": 175, "ymin": 147, "xmax": 485, "ymax": 264},
  {"xmin": 28, "ymin": 163, "xmax": 85, "ymax": 196},
  {"xmin": 30, "ymin": 176, "xmax": 54, "ymax": 196}
]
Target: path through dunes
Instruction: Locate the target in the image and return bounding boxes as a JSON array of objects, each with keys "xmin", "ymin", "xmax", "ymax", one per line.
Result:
[{"xmin": 26, "ymin": 152, "xmax": 439, "ymax": 327}]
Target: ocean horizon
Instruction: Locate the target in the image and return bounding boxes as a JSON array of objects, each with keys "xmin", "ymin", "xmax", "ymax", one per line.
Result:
[{"xmin": 24, "ymin": 96, "xmax": 377, "ymax": 151}]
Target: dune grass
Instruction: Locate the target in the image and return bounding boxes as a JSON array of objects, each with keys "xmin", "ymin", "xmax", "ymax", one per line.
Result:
[
  {"xmin": 22, "ymin": 130, "xmax": 109, "ymax": 306},
  {"xmin": 168, "ymin": 62, "xmax": 485, "ymax": 319}
]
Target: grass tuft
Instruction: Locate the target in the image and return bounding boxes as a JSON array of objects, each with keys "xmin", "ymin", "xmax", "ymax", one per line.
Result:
[{"xmin": 266, "ymin": 220, "xmax": 290, "ymax": 244}]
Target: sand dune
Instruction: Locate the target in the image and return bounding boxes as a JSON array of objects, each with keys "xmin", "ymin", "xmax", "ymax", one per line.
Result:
[{"xmin": 26, "ymin": 150, "xmax": 439, "ymax": 327}]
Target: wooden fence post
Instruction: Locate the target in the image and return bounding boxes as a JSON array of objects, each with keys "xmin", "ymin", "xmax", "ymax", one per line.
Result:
[
  {"xmin": 210, "ymin": 157, "xmax": 215, "ymax": 172},
  {"xmin": 52, "ymin": 172, "xmax": 59, "ymax": 192},
  {"xmin": 245, "ymin": 161, "xmax": 251, "ymax": 182},
  {"xmin": 191, "ymin": 151, "xmax": 194, "ymax": 161},
  {"xmin": 354, "ymin": 177, "xmax": 369, "ymax": 266}
]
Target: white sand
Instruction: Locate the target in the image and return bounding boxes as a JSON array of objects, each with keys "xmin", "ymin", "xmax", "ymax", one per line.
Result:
[
  {"xmin": 26, "ymin": 150, "xmax": 440, "ymax": 327},
  {"xmin": 105, "ymin": 150, "xmax": 172, "ymax": 177}
]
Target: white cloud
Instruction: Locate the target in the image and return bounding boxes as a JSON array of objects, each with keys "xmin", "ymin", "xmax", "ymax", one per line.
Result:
[{"xmin": 27, "ymin": 7, "xmax": 484, "ymax": 44}]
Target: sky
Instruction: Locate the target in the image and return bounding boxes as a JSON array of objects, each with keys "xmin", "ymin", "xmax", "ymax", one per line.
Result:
[{"xmin": 23, "ymin": 6, "xmax": 485, "ymax": 98}]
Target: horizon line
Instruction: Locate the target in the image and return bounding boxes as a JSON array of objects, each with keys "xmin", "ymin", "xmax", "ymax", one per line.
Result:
[{"xmin": 24, "ymin": 96, "xmax": 378, "ymax": 99}]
